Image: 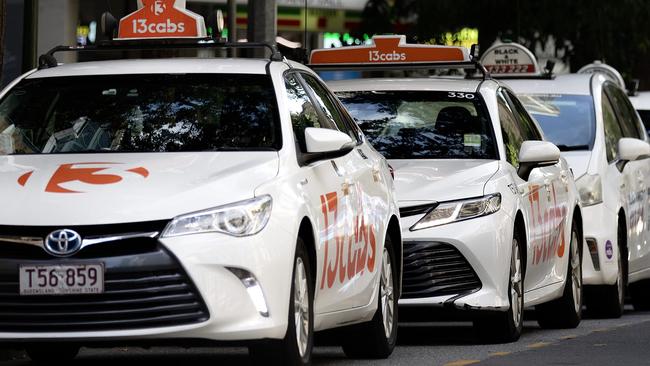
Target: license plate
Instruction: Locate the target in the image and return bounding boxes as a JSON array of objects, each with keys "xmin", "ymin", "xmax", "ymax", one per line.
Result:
[{"xmin": 19, "ymin": 263, "xmax": 104, "ymax": 295}]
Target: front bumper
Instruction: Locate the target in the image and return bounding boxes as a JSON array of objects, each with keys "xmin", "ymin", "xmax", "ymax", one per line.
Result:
[
  {"xmin": 398, "ymin": 211, "xmax": 513, "ymax": 312},
  {"xmin": 581, "ymin": 203, "xmax": 619, "ymax": 286},
  {"xmin": 0, "ymin": 219, "xmax": 296, "ymax": 342}
]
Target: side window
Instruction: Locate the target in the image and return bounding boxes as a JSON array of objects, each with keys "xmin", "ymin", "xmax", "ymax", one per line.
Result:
[
  {"xmin": 506, "ymin": 91, "xmax": 543, "ymax": 141},
  {"xmin": 301, "ymin": 74, "xmax": 358, "ymax": 141},
  {"xmin": 498, "ymin": 91, "xmax": 525, "ymax": 167},
  {"xmin": 284, "ymin": 73, "xmax": 327, "ymax": 152},
  {"xmin": 607, "ymin": 84, "xmax": 640, "ymax": 139},
  {"xmin": 602, "ymin": 89, "xmax": 624, "ymax": 162}
]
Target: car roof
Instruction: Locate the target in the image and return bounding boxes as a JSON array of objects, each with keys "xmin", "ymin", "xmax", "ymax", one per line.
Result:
[
  {"xmin": 327, "ymin": 77, "xmax": 483, "ymax": 93},
  {"xmin": 26, "ymin": 58, "xmax": 278, "ymax": 79},
  {"xmin": 629, "ymin": 91, "xmax": 650, "ymax": 110},
  {"xmin": 503, "ymin": 73, "xmax": 594, "ymax": 96}
]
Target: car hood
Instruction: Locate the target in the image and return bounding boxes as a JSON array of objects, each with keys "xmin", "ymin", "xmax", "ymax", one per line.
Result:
[
  {"xmin": 0, "ymin": 152, "xmax": 279, "ymax": 226},
  {"xmin": 389, "ymin": 159, "xmax": 499, "ymax": 205},
  {"xmin": 560, "ymin": 151, "xmax": 591, "ymax": 179}
]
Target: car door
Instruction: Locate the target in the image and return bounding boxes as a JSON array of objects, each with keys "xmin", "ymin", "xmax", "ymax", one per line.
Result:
[
  {"xmin": 506, "ymin": 90, "xmax": 570, "ymax": 287},
  {"xmin": 606, "ymin": 84, "xmax": 650, "ymax": 274},
  {"xmin": 297, "ymin": 72, "xmax": 380, "ymax": 312},
  {"xmin": 498, "ymin": 89, "xmax": 552, "ymax": 292}
]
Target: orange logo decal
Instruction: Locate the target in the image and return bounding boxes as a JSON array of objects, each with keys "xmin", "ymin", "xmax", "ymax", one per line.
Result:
[
  {"xmin": 118, "ymin": 0, "xmax": 203, "ymax": 39},
  {"xmin": 17, "ymin": 163, "xmax": 149, "ymax": 193}
]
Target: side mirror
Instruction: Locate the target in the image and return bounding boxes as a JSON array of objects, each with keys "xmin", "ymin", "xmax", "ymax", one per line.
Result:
[
  {"xmin": 618, "ymin": 137, "xmax": 650, "ymax": 166},
  {"xmin": 302, "ymin": 127, "xmax": 355, "ymax": 165},
  {"xmin": 517, "ymin": 140, "xmax": 561, "ymax": 180}
]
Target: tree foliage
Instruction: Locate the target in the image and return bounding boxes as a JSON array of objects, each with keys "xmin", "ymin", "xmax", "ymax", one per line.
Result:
[{"xmin": 360, "ymin": 0, "xmax": 650, "ymax": 87}]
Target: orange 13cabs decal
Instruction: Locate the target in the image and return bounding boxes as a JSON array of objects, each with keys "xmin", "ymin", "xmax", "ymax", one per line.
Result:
[
  {"xmin": 319, "ymin": 191, "xmax": 377, "ymax": 290},
  {"xmin": 17, "ymin": 162, "xmax": 149, "ymax": 193},
  {"xmin": 528, "ymin": 183, "xmax": 567, "ymax": 265}
]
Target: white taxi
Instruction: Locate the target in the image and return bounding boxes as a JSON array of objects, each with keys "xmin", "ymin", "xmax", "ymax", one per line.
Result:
[
  {"xmin": 0, "ymin": 4, "xmax": 402, "ymax": 364},
  {"xmin": 312, "ymin": 36, "xmax": 584, "ymax": 342},
  {"xmin": 499, "ymin": 45, "xmax": 650, "ymax": 317}
]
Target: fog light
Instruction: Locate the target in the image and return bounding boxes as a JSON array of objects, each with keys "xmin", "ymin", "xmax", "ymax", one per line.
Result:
[
  {"xmin": 227, "ymin": 267, "xmax": 269, "ymax": 317},
  {"xmin": 586, "ymin": 238, "xmax": 600, "ymax": 271}
]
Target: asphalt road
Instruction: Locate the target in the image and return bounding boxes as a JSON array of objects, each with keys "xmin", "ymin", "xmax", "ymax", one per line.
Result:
[{"xmin": 2, "ymin": 306, "xmax": 649, "ymax": 365}]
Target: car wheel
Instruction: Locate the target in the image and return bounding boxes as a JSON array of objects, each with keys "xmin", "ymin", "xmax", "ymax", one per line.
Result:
[
  {"xmin": 536, "ymin": 219, "xmax": 582, "ymax": 328},
  {"xmin": 474, "ymin": 227, "xmax": 524, "ymax": 343},
  {"xmin": 341, "ymin": 235, "xmax": 398, "ymax": 359},
  {"xmin": 586, "ymin": 226, "xmax": 625, "ymax": 319},
  {"xmin": 250, "ymin": 238, "xmax": 314, "ymax": 365},
  {"xmin": 26, "ymin": 344, "xmax": 80, "ymax": 362}
]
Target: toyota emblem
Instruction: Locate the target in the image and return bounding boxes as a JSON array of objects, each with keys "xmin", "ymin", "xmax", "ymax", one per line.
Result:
[{"xmin": 45, "ymin": 229, "xmax": 83, "ymax": 257}]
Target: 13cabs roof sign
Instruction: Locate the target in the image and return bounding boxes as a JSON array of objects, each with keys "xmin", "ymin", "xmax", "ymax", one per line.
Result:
[
  {"xmin": 310, "ymin": 35, "xmax": 470, "ymax": 65},
  {"xmin": 480, "ymin": 42, "xmax": 541, "ymax": 76},
  {"xmin": 117, "ymin": 0, "xmax": 207, "ymax": 40}
]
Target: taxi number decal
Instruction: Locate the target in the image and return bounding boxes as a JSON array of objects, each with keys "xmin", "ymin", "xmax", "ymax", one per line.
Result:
[
  {"xmin": 447, "ymin": 92, "xmax": 475, "ymax": 99},
  {"xmin": 319, "ymin": 191, "xmax": 377, "ymax": 290},
  {"xmin": 528, "ymin": 184, "xmax": 567, "ymax": 265}
]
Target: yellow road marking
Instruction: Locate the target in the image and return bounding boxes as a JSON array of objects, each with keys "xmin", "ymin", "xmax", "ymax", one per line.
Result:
[
  {"xmin": 560, "ymin": 334, "xmax": 577, "ymax": 340},
  {"xmin": 489, "ymin": 351, "xmax": 512, "ymax": 357},
  {"xmin": 527, "ymin": 342, "xmax": 551, "ymax": 349},
  {"xmin": 443, "ymin": 360, "xmax": 481, "ymax": 366},
  {"xmin": 592, "ymin": 328, "xmax": 610, "ymax": 332}
]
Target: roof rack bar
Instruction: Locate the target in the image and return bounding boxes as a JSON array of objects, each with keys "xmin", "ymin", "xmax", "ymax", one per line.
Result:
[
  {"xmin": 308, "ymin": 60, "xmax": 491, "ymax": 80},
  {"xmin": 38, "ymin": 39, "xmax": 283, "ymax": 69}
]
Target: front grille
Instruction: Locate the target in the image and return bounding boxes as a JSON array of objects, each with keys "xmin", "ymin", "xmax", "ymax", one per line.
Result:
[
  {"xmin": 401, "ymin": 241, "xmax": 481, "ymax": 299},
  {"xmin": 0, "ymin": 245, "xmax": 209, "ymax": 332},
  {"xmin": 399, "ymin": 203, "xmax": 438, "ymax": 218}
]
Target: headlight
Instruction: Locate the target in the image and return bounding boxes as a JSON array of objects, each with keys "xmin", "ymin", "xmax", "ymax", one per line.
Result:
[
  {"xmin": 161, "ymin": 195, "xmax": 273, "ymax": 238},
  {"xmin": 410, "ymin": 194, "xmax": 501, "ymax": 231},
  {"xmin": 576, "ymin": 174, "xmax": 602, "ymax": 207}
]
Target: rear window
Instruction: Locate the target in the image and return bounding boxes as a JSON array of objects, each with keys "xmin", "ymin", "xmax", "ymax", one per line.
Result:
[
  {"xmin": 517, "ymin": 94, "xmax": 596, "ymax": 151},
  {"xmin": 0, "ymin": 74, "xmax": 281, "ymax": 154},
  {"xmin": 336, "ymin": 90, "xmax": 498, "ymax": 160}
]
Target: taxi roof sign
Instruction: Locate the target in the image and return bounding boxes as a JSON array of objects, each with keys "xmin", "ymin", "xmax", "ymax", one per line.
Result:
[
  {"xmin": 310, "ymin": 35, "xmax": 470, "ymax": 66},
  {"xmin": 578, "ymin": 61, "xmax": 626, "ymax": 90},
  {"xmin": 117, "ymin": 0, "xmax": 207, "ymax": 40},
  {"xmin": 480, "ymin": 42, "xmax": 541, "ymax": 76}
]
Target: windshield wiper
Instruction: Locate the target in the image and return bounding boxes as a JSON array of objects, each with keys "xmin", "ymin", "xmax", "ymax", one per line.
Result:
[{"xmin": 556, "ymin": 144, "xmax": 589, "ymax": 152}]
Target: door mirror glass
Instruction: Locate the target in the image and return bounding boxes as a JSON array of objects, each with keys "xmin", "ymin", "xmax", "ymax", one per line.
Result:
[{"xmin": 517, "ymin": 140, "xmax": 560, "ymax": 180}]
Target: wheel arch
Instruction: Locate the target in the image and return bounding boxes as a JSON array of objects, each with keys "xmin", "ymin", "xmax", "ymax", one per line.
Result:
[
  {"xmin": 514, "ymin": 210, "xmax": 527, "ymax": 276},
  {"xmin": 298, "ymin": 217, "xmax": 317, "ymax": 290},
  {"xmin": 617, "ymin": 209, "xmax": 629, "ymax": 286},
  {"xmin": 572, "ymin": 205, "xmax": 584, "ymax": 256},
  {"xmin": 386, "ymin": 215, "xmax": 402, "ymax": 297}
]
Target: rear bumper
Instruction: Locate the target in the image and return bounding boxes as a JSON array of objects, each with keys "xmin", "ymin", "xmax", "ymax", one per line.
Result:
[{"xmin": 580, "ymin": 203, "xmax": 619, "ymax": 286}]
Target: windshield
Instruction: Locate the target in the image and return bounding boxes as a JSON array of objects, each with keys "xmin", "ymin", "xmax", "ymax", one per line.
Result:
[
  {"xmin": 336, "ymin": 90, "xmax": 498, "ymax": 160},
  {"xmin": 517, "ymin": 94, "xmax": 595, "ymax": 151},
  {"xmin": 0, "ymin": 74, "xmax": 281, "ymax": 155}
]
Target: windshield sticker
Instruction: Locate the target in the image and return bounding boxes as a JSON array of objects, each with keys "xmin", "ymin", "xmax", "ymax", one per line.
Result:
[
  {"xmin": 17, "ymin": 162, "xmax": 149, "ymax": 193},
  {"xmin": 464, "ymin": 134, "xmax": 481, "ymax": 147}
]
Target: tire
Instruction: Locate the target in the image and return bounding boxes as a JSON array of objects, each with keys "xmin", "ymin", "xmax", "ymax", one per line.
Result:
[
  {"xmin": 474, "ymin": 227, "xmax": 524, "ymax": 343},
  {"xmin": 341, "ymin": 235, "xmax": 398, "ymax": 359},
  {"xmin": 630, "ymin": 280, "xmax": 650, "ymax": 311},
  {"xmin": 250, "ymin": 238, "xmax": 314, "ymax": 365},
  {"xmin": 536, "ymin": 220, "xmax": 582, "ymax": 328},
  {"xmin": 586, "ymin": 225, "xmax": 625, "ymax": 318},
  {"xmin": 26, "ymin": 344, "xmax": 80, "ymax": 363}
]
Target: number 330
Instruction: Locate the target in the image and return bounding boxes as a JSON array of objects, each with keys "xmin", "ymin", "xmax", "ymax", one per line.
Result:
[{"xmin": 448, "ymin": 92, "xmax": 475, "ymax": 99}]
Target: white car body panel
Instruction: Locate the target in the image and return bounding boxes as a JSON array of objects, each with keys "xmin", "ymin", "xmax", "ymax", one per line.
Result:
[
  {"xmin": 0, "ymin": 58, "xmax": 401, "ymax": 342},
  {"xmin": 330, "ymin": 78, "xmax": 581, "ymax": 312}
]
